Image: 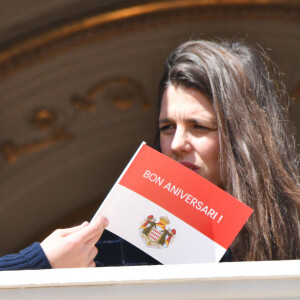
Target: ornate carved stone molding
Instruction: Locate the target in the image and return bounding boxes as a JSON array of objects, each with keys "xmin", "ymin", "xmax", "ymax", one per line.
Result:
[
  {"xmin": 71, "ymin": 77, "xmax": 150, "ymax": 112},
  {"xmin": 0, "ymin": 0, "xmax": 298, "ymax": 81},
  {"xmin": 1, "ymin": 127, "xmax": 74, "ymax": 163}
]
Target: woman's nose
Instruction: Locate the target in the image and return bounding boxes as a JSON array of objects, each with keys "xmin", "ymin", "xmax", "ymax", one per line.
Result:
[{"xmin": 171, "ymin": 128, "xmax": 191, "ymax": 154}]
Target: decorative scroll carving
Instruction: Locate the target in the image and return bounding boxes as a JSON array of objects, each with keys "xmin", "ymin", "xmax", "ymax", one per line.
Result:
[
  {"xmin": 1, "ymin": 107, "xmax": 73, "ymax": 163},
  {"xmin": 71, "ymin": 77, "xmax": 150, "ymax": 112},
  {"xmin": 1, "ymin": 127, "xmax": 73, "ymax": 163},
  {"xmin": 0, "ymin": 77, "xmax": 149, "ymax": 163},
  {"xmin": 71, "ymin": 95, "xmax": 96, "ymax": 112},
  {"xmin": 31, "ymin": 108, "xmax": 57, "ymax": 130}
]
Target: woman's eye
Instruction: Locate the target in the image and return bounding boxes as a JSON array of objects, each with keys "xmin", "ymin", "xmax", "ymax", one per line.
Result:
[
  {"xmin": 193, "ymin": 124, "xmax": 209, "ymax": 131},
  {"xmin": 159, "ymin": 124, "xmax": 175, "ymax": 134}
]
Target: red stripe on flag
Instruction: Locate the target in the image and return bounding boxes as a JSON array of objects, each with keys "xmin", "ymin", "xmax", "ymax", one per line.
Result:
[{"xmin": 119, "ymin": 144, "xmax": 253, "ymax": 249}]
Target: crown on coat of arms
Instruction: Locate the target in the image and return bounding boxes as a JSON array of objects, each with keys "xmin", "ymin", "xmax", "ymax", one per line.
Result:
[{"xmin": 159, "ymin": 216, "xmax": 170, "ymax": 226}]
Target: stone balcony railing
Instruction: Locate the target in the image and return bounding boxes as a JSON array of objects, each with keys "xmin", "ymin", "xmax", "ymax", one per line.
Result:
[{"xmin": 0, "ymin": 260, "xmax": 299, "ymax": 299}]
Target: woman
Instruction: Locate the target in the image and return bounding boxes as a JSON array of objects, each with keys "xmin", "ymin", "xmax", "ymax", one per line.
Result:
[
  {"xmin": 96, "ymin": 39, "xmax": 299, "ymax": 264},
  {"xmin": 155, "ymin": 39, "xmax": 300, "ymax": 261}
]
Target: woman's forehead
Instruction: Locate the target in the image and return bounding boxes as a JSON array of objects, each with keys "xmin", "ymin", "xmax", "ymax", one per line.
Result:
[{"xmin": 160, "ymin": 85, "xmax": 216, "ymax": 120}]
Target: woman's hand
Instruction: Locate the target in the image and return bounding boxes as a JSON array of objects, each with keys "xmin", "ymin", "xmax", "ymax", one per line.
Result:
[{"xmin": 40, "ymin": 214, "xmax": 108, "ymax": 268}]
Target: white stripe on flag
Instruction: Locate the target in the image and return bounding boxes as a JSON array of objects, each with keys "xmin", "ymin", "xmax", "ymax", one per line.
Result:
[{"xmin": 99, "ymin": 184, "xmax": 226, "ymax": 264}]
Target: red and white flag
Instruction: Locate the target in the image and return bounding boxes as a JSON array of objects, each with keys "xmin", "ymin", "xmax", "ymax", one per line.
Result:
[{"xmin": 95, "ymin": 142, "xmax": 253, "ymax": 264}]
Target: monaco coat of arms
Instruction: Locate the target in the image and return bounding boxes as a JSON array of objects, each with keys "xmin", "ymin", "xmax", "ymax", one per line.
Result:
[{"xmin": 139, "ymin": 215, "xmax": 177, "ymax": 248}]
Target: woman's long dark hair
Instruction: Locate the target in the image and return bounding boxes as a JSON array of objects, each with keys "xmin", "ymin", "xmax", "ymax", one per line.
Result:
[{"xmin": 155, "ymin": 40, "xmax": 300, "ymax": 261}]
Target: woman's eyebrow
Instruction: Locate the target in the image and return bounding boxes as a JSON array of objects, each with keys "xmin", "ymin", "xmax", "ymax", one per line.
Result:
[
  {"xmin": 158, "ymin": 118, "xmax": 172, "ymax": 124},
  {"xmin": 159, "ymin": 118, "xmax": 218, "ymax": 129},
  {"xmin": 187, "ymin": 118, "xmax": 218, "ymax": 129}
]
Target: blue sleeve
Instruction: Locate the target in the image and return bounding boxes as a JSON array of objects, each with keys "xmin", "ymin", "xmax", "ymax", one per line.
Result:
[{"xmin": 0, "ymin": 242, "xmax": 51, "ymax": 271}]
